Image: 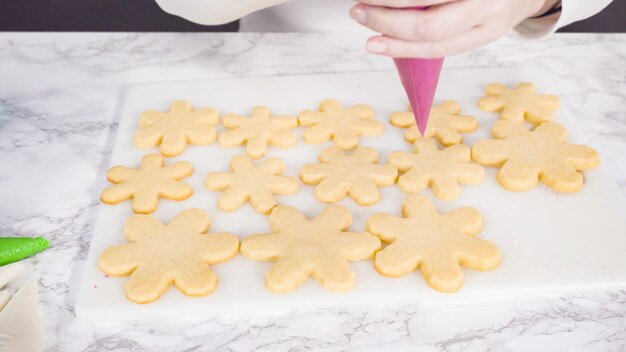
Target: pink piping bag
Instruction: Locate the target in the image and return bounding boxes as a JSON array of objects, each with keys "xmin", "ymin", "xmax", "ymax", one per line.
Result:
[
  {"xmin": 394, "ymin": 57, "xmax": 444, "ymax": 135},
  {"xmin": 392, "ymin": 7, "xmax": 444, "ymax": 135}
]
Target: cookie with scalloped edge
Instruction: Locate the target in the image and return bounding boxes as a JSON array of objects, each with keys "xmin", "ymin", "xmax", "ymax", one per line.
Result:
[
  {"xmin": 472, "ymin": 120, "xmax": 600, "ymax": 192},
  {"xmin": 219, "ymin": 106, "xmax": 298, "ymax": 158},
  {"xmin": 134, "ymin": 100, "xmax": 219, "ymax": 157},
  {"xmin": 240, "ymin": 205, "xmax": 381, "ymax": 293},
  {"xmin": 477, "ymin": 82, "xmax": 560, "ymax": 124},
  {"xmin": 389, "ymin": 139, "xmax": 484, "ymax": 201},
  {"xmin": 99, "ymin": 209, "xmax": 239, "ymax": 303},
  {"xmin": 391, "ymin": 100, "xmax": 477, "ymax": 146},
  {"xmin": 367, "ymin": 195, "xmax": 500, "ymax": 293},
  {"xmin": 101, "ymin": 153, "xmax": 193, "ymax": 214},
  {"xmin": 300, "ymin": 146, "xmax": 397, "ymax": 205},
  {"xmin": 299, "ymin": 99, "xmax": 383, "ymax": 149},
  {"xmin": 205, "ymin": 155, "xmax": 299, "ymax": 214}
]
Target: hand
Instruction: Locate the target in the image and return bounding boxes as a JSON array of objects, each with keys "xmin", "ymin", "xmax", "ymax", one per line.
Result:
[{"xmin": 350, "ymin": 0, "xmax": 557, "ymax": 58}]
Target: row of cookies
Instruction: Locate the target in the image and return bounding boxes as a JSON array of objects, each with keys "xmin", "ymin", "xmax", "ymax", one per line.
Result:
[
  {"xmin": 100, "ymin": 141, "xmax": 483, "ymax": 216},
  {"xmin": 133, "ymin": 99, "xmax": 383, "ymax": 158},
  {"xmin": 99, "ymin": 194, "xmax": 500, "ymax": 303}
]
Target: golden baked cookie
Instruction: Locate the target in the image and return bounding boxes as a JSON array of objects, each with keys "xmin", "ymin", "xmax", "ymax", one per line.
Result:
[
  {"xmin": 367, "ymin": 195, "xmax": 500, "ymax": 293},
  {"xmin": 477, "ymin": 82, "xmax": 560, "ymax": 123},
  {"xmin": 391, "ymin": 100, "xmax": 477, "ymax": 146},
  {"xmin": 101, "ymin": 153, "xmax": 193, "ymax": 214},
  {"xmin": 299, "ymin": 99, "xmax": 383, "ymax": 149},
  {"xmin": 472, "ymin": 120, "xmax": 600, "ymax": 192},
  {"xmin": 240, "ymin": 205, "xmax": 381, "ymax": 293},
  {"xmin": 133, "ymin": 100, "xmax": 219, "ymax": 157},
  {"xmin": 219, "ymin": 106, "xmax": 298, "ymax": 158},
  {"xmin": 98, "ymin": 209, "xmax": 239, "ymax": 303},
  {"xmin": 300, "ymin": 147, "xmax": 397, "ymax": 205},
  {"xmin": 205, "ymin": 155, "xmax": 299, "ymax": 214},
  {"xmin": 389, "ymin": 139, "xmax": 484, "ymax": 201}
]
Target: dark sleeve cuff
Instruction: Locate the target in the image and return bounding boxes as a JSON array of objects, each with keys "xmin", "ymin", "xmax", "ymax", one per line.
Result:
[{"xmin": 530, "ymin": 1, "xmax": 562, "ymax": 19}]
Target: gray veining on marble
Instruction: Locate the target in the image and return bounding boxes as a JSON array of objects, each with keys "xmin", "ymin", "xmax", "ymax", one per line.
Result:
[{"xmin": 0, "ymin": 32, "xmax": 625, "ymax": 351}]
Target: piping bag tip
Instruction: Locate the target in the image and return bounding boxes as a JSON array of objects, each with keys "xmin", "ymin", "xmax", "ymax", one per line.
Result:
[
  {"xmin": 394, "ymin": 57, "xmax": 444, "ymax": 136},
  {"xmin": 417, "ymin": 118, "xmax": 428, "ymax": 136}
]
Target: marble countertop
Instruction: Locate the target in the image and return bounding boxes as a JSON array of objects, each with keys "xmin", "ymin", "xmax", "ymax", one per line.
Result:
[{"xmin": 0, "ymin": 32, "xmax": 625, "ymax": 351}]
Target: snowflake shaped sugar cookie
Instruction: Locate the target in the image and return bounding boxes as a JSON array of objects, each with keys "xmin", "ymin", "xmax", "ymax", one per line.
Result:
[
  {"xmin": 205, "ymin": 155, "xmax": 299, "ymax": 214},
  {"xmin": 240, "ymin": 205, "xmax": 381, "ymax": 293},
  {"xmin": 298, "ymin": 99, "xmax": 383, "ymax": 149},
  {"xmin": 219, "ymin": 106, "xmax": 298, "ymax": 158},
  {"xmin": 390, "ymin": 100, "xmax": 478, "ymax": 146},
  {"xmin": 300, "ymin": 147, "xmax": 397, "ymax": 205},
  {"xmin": 389, "ymin": 139, "xmax": 484, "ymax": 201},
  {"xmin": 98, "ymin": 209, "xmax": 239, "ymax": 303},
  {"xmin": 101, "ymin": 153, "xmax": 193, "ymax": 214},
  {"xmin": 134, "ymin": 100, "xmax": 219, "ymax": 157},
  {"xmin": 367, "ymin": 195, "xmax": 500, "ymax": 293},
  {"xmin": 471, "ymin": 121, "xmax": 600, "ymax": 192},
  {"xmin": 477, "ymin": 82, "xmax": 560, "ymax": 123}
]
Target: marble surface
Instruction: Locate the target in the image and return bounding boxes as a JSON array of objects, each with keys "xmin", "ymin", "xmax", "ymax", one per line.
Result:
[{"xmin": 0, "ymin": 32, "xmax": 624, "ymax": 351}]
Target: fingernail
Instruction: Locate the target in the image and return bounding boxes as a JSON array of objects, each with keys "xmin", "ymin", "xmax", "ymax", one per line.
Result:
[
  {"xmin": 350, "ymin": 4, "xmax": 367, "ymax": 24},
  {"xmin": 366, "ymin": 40, "xmax": 387, "ymax": 54}
]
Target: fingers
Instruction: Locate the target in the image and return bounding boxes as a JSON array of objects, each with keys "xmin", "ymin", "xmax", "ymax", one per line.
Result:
[
  {"xmin": 365, "ymin": 24, "xmax": 502, "ymax": 58},
  {"xmin": 351, "ymin": 1, "xmax": 493, "ymax": 42},
  {"xmin": 350, "ymin": 0, "xmax": 538, "ymax": 57}
]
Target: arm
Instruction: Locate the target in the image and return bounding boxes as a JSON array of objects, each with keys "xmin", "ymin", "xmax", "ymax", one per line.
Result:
[
  {"xmin": 154, "ymin": 0, "xmax": 291, "ymax": 25},
  {"xmin": 516, "ymin": 0, "xmax": 614, "ymax": 38}
]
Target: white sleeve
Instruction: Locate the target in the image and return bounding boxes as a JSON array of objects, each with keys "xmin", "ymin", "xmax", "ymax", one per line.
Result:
[
  {"xmin": 154, "ymin": 0, "xmax": 291, "ymax": 25},
  {"xmin": 515, "ymin": 0, "xmax": 614, "ymax": 39}
]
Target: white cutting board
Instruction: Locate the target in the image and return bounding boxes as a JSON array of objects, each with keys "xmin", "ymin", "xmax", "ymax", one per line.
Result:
[{"xmin": 76, "ymin": 69, "xmax": 626, "ymax": 321}]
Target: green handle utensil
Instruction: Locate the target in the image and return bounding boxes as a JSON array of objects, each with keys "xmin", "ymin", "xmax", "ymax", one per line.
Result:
[{"xmin": 0, "ymin": 237, "xmax": 49, "ymax": 266}]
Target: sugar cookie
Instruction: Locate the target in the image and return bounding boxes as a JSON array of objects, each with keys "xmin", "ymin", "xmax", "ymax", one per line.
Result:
[
  {"xmin": 133, "ymin": 100, "xmax": 219, "ymax": 157},
  {"xmin": 240, "ymin": 205, "xmax": 381, "ymax": 293},
  {"xmin": 299, "ymin": 99, "xmax": 383, "ymax": 149},
  {"xmin": 205, "ymin": 155, "xmax": 299, "ymax": 214},
  {"xmin": 219, "ymin": 106, "xmax": 297, "ymax": 158},
  {"xmin": 98, "ymin": 209, "xmax": 239, "ymax": 303},
  {"xmin": 300, "ymin": 147, "xmax": 397, "ymax": 205},
  {"xmin": 390, "ymin": 100, "xmax": 477, "ymax": 146},
  {"xmin": 477, "ymin": 82, "xmax": 560, "ymax": 123},
  {"xmin": 367, "ymin": 195, "xmax": 500, "ymax": 293},
  {"xmin": 472, "ymin": 121, "xmax": 600, "ymax": 192},
  {"xmin": 390, "ymin": 139, "xmax": 484, "ymax": 201},
  {"xmin": 101, "ymin": 153, "xmax": 193, "ymax": 214}
]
